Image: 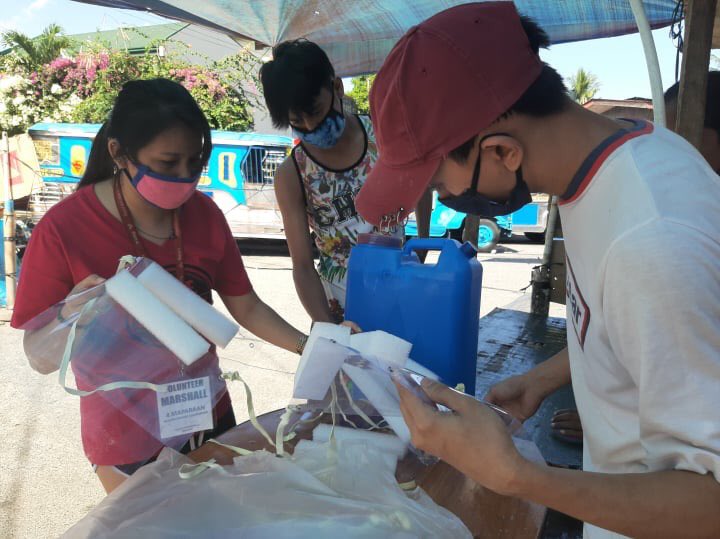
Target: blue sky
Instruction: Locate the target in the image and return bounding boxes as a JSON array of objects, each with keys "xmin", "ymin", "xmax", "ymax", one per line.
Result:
[{"xmin": 2, "ymin": 0, "xmax": 711, "ymax": 99}]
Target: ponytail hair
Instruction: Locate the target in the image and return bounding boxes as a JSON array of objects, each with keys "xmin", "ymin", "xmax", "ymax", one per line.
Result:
[
  {"xmin": 79, "ymin": 122, "xmax": 114, "ymax": 187},
  {"xmin": 78, "ymin": 78, "xmax": 212, "ymax": 189}
]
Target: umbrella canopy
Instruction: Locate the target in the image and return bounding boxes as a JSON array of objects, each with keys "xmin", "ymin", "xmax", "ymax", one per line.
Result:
[{"xmin": 69, "ymin": 0, "xmax": 679, "ymax": 76}]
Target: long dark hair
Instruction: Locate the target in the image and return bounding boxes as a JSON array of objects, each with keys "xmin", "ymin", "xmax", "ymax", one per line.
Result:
[{"xmin": 78, "ymin": 78, "xmax": 212, "ymax": 188}]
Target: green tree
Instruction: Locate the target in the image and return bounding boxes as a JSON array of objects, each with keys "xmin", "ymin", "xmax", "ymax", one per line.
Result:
[
  {"xmin": 1, "ymin": 24, "xmax": 72, "ymax": 71},
  {"xmin": 347, "ymin": 74, "xmax": 376, "ymax": 114},
  {"xmin": 0, "ymin": 29, "xmax": 258, "ymax": 135},
  {"xmin": 568, "ymin": 68, "xmax": 600, "ymax": 104}
]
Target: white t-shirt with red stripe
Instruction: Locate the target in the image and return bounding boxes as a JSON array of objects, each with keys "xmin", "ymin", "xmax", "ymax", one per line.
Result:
[{"xmin": 558, "ymin": 120, "xmax": 720, "ymax": 539}]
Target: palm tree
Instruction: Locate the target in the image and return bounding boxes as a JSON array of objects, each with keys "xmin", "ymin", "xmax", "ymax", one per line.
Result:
[
  {"xmin": 568, "ymin": 68, "xmax": 600, "ymax": 104},
  {"xmin": 1, "ymin": 24, "xmax": 72, "ymax": 71}
]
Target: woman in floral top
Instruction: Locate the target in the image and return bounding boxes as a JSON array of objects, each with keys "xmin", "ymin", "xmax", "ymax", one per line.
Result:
[{"xmin": 261, "ymin": 40, "xmax": 430, "ymax": 323}]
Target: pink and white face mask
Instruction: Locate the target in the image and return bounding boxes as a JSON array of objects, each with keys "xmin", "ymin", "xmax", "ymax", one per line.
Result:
[{"xmin": 123, "ymin": 163, "xmax": 200, "ymax": 210}]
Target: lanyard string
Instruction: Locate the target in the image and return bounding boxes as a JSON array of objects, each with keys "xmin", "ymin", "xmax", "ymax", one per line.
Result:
[{"xmin": 113, "ymin": 176, "xmax": 185, "ymax": 284}]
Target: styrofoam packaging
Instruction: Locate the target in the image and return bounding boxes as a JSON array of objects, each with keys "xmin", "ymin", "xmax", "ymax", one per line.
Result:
[
  {"xmin": 106, "ymin": 271, "xmax": 209, "ymax": 366},
  {"xmin": 293, "ymin": 323, "xmax": 352, "ymax": 399},
  {"xmin": 293, "ymin": 337, "xmax": 351, "ymax": 400},
  {"xmin": 137, "ymin": 261, "xmax": 239, "ymax": 348}
]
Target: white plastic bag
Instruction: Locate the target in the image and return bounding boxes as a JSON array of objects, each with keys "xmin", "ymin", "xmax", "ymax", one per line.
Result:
[{"xmin": 63, "ymin": 433, "xmax": 472, "ymax": 539}]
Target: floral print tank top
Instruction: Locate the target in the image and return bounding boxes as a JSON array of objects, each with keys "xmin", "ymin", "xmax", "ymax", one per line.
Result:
[{"xmin": 291, "ymin": 115, "xmax": 404, "ymax": 310}]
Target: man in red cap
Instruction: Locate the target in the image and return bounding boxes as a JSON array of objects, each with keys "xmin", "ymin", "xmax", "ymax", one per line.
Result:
[{"xmin": 357, "ymin": 3, "xmax": 720, "ymax": 538}]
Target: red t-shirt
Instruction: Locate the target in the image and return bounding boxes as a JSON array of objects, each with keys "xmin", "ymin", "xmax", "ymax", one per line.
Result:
[{"xmin": 12, "ymin": 186, "xmax": 252, "ymax": 465}]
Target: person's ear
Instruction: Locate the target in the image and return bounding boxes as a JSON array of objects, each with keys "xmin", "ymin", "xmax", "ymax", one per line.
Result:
[
  {"xmin": 107, "ymin": 138, "xmax": 128, "ymax": 170},
  {"xmin": 480, "ymin": 135, "xmax": 523, "ymax": 172},
  {"xmin": 334, "ymin": 77, "xmax": 345, "ymax": 98}
]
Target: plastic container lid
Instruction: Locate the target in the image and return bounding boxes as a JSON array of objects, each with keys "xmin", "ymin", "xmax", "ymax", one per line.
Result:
[{"xmin": 357, "ymin": 233, "xmax": 402, "ymax": 248}]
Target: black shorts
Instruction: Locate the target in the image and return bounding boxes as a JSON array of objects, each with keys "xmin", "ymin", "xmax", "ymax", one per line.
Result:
[{"xmin": 92, "ymin": 405, "xmax": 237, "ymax": 477}]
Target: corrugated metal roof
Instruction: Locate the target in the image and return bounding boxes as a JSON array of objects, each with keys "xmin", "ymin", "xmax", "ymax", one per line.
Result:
[{"xmin": 70, "ymin": 22, "xmax": 187, "ymax": 53}]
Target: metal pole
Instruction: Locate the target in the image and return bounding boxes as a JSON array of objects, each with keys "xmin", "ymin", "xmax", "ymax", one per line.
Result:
[
  {"xmin": 629, "ymin": 0, "xmax": 666, "ymax": 126},
  {"xmin": 2, "ymin": 132, "xmax": 16, "ymax": 309},
  {"xmin": 541, "ymin": 196, "xmax": 559, "ymax": 265},
  {"xmin": 530, "ymin": 196, "xmax": 558, "ymax": 316},
  {"xmin": 463, "ymin": 214, "xmax": 479, "ymax": 248}
]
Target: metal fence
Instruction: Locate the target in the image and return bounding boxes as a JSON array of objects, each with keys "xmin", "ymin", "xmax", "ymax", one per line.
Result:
[
  {"xmin": 28, "ymin": 182, "xmax": 76, "ymax": 223},
  {"xmin": 241, "ymin": 146, "xmax": 286, "ymax": 185}
]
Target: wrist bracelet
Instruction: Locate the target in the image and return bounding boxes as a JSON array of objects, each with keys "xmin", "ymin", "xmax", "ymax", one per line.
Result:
[{"xmin": 296, "ymin": 334, "xmax": 309, "ymax": 355}]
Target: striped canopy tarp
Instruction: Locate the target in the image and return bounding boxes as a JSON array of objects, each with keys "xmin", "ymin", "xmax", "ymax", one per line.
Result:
[{"xmin": 70, "ymin": 0, "xmax": 679, "ymax": 76}]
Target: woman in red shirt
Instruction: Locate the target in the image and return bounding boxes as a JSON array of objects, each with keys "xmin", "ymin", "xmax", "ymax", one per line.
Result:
[{"xmin": 12, "ymin": 79, "xmax": 308, "ymax": 493}]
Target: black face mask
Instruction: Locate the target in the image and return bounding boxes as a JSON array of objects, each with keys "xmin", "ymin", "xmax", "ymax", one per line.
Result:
[{"xmin": 439, "ymin": 133, "xmax": 532, "ymax": 216}]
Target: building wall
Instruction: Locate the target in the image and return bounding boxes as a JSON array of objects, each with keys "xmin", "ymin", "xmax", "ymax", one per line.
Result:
[{"xmin": 600, "ymin": 105, "xmax": 653, "ymax": 121}]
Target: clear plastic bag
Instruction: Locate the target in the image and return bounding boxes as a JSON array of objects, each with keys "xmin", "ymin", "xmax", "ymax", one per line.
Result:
[
  {"xmin": 293, "ymin": 339, "xmax": 522, "ymax": 465},
  {"xmin": 298, "ymin": 353, "xmax": 409, "ymax": 433},
  {"xmin": 392, "ymin": 366, "xmax": 524, "ymax": 433},
  {"xmin": 290, "ymin": 345, "xmax": 438, "ymax": 465},
  {"xmin": 20, "ymin": 259, "xmax": 230, "ymax": 465}
]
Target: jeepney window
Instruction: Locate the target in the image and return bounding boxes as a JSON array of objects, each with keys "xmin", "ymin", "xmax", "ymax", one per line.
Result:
[
  {"xmin": 242, "ymin": 146, "xmax": 286, "ymax": 185},
  {"xmin": 32, "ymin": 136, "xmax": 60, "ymax": 166}
]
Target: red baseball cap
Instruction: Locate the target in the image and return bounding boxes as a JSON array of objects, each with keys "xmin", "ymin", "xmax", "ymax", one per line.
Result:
[{"xmin": 356, "ymin": 2, "xmax": 543, "ymax": 226}]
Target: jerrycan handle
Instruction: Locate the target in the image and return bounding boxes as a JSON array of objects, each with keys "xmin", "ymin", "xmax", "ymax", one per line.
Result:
[{"xmin": 402, "ymin": 238, "xmax": 478, "ymax": 262}]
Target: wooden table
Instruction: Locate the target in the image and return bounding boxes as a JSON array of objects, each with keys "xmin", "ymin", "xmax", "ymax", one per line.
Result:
[
  {"xmin": 190, "ymin": 408, "xmax": 546, "ymax": 539},
  {"xmin": 474, "ymin": 305, "xmax": 583, "ymax": 538},
  {"xmin": 190, "ymin": 303, "xmax": 582, "ymax": 538},
  {"xmin": 474, "ymin": 306, "xmax": 581, "ymax": 470}
]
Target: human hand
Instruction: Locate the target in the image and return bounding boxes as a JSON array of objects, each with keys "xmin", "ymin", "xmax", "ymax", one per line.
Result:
[
  {"xmin": 485, "ymin": 373, "xmax": 547, "ymax": 422},
  {"xmin": 551, "ymin": 408, "xmax": 583, "ymax": 445},
  {"xmin": 340, "ymin": 320, "xmax": 362, "ymax": 334},
  {"xmin": 24, "ymin": 274, "xmax": 106, "ymax": 374},
  {"xmin": 69, "ymin": 274, "xmax": 105, "ymax": 297},
  {"xmin": 59, "ymin": 274, "xmax": 106, "ymax": 321},
  {"xmin": 394, "ymin": 376, "xmax": 529, "ymax": 496}
]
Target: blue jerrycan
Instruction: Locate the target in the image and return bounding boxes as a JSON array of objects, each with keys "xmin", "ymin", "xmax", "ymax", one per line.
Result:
[{"xmin": 345, "ymin": 234, "xmax": 482, "ymax": 395}]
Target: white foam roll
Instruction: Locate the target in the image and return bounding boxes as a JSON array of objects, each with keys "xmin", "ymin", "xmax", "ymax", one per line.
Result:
[
  {"xmin": 136, "ymin": 261, "xmax": 239, "ymax": 348},
  {"xmin": 106, "ymin": 271, "xmax": 210, "ymax": 366},
  {"xmin": 312, "ymin": 424, "xmax": 407, "ymax": 457},
  {"xmin": 349, "ymin": 331, "xmax": 412, "ymax": 368}
]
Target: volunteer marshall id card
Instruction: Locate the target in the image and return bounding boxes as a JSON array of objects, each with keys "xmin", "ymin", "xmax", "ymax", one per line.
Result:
[{"xmin": 156, "ymin": 376, "xmax": 213, "ymax": 439}]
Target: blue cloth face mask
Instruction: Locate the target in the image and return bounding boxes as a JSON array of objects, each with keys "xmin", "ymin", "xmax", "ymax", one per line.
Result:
[
  {"xmin": 292, "ymin": 90, "xmax": 346, "ymax": 149},
  {"xmin": 439, "ymin": 133, "xmax": 532, "ymax": 217}
]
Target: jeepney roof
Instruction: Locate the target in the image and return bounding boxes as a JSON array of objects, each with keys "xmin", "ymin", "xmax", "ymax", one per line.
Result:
[{"xmin": 29, "ymin": 123, "xmax": 293, "ymax": 147}]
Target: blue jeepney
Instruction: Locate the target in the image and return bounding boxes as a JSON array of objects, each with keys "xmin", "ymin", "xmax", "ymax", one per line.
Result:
[
  {"xmin": 27, "ymin": 123, "xmax": 294, "ymax": 239},
  {"xmin": 406, "ymin": 192, "xmax": 549, "ymax": 251}
]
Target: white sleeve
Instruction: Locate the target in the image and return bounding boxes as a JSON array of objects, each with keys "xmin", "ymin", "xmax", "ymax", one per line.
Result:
[{"xmin": 603, "ymin": 220, "xmax": 720, "ymax": 480}]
